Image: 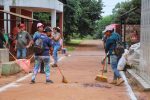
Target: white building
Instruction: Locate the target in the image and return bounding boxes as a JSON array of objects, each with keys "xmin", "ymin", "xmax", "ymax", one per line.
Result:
[
  {"xmin": 0, "ymin": 0, "xmax": 64, "ymax": 34},
  {"xmin": 138, "ymin": 0, "xmax": 150, "ymax": 85}
]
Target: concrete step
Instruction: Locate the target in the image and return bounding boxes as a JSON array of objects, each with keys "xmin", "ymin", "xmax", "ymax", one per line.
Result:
[
  {"xmin": 1, "ymin": 61, "xmax": 21, "ymax": 76},
  {"xmin": 0, "ymin": 49, "xmax": 9, "ymax": 63}
]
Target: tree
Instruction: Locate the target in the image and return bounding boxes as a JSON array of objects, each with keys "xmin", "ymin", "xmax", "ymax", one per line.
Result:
[
  {"xmin": 112, "ymin": 0, "xmax": 141, "ymax": 24},
  {"xmin": 63, "ymin": 0, "xmax": 103, "ymax": 41},
  {"xmin": 77, "ymin": 0, "xmax": 103, "ymax": 38},
  {"xmin": 94, "ymin": 15, "xmax": 114, "ymax": 39}
]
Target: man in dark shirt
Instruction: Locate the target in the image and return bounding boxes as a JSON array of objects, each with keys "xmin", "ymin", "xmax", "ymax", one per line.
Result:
[
  {"xmin": 31, "ymin": 31, "xmax": 53, "ymax": 84},
  {"xmin": 16, "ymin": 24, "xmax": 33, "ymax": 59}
]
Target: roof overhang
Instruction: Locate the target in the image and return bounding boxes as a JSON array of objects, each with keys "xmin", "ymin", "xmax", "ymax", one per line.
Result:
[{"xmin": 0, "ymin": 10, "xmax": 38, "ymax": 21}]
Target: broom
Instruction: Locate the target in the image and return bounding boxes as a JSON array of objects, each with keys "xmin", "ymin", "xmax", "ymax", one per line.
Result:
[
  {"xmin": 95, "ymin": 57, "xmax": 108, "ymax": 82},
  {"xmin": 57, "ymin": 66, "xmax": 68, "ymax": 83}
]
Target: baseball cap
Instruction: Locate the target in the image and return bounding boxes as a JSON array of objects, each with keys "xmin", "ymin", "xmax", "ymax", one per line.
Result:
[
  {"xmin": 19, "ymin": 23, "xmax": 25, "ymax": 28},
  {"xmin": 44, "ymin": 26, "xmax": 52, "ymax": 32},
  {"xmin": 103, "ymin": 25, "xmax": 114, "ymax": 33},
  {"xmin": 37, "ymin": 23, "xmax": 44, "ymax": 28}
]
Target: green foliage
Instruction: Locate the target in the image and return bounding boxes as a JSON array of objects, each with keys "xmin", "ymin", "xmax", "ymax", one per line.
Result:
[
  {"xmin": 66, "ymin": 39, "xmax": 82, "ymax": 51},
  {"xmin": 64, "ymin": 0, "xmax": 103, "ymax": 42},
  {"xmin": 33, "ymin": 12, "xmax": 50, "ymax": 23},
  {"xmin": 93, "ymin": 15, "xmax": 114, "ymax": 39},
  {"xmin": 112, "ymin": 0, "xmax": 141, "ymax": 24}
]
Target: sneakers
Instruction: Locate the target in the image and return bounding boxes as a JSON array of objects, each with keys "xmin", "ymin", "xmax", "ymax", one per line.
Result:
[
  {"xmin": 52, "ymin": 64, "xmax": 58, "ymax": 67},
  {"xmin": 30, "ymin": 80, "xmax": 35, "ymax": 84},
  {"xmin": 109, "ymin": 80, "xmax": 117, "ymax": 84},
  {"xmin": 46, "ymin": 80, "xmax": 54, "ymax": 83},
  {"xmin": 116, "ymin": 78, "xmax": 124, "ymax": 86},
  {"xmin": 30, "ymin": 80, "xmax": 53, "ymax": 84}
]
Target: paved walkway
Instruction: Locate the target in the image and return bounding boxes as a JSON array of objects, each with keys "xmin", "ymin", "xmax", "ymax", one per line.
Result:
[{"xmin": 0, "ymin": 40, "xmax": 129, "ymax": 100}]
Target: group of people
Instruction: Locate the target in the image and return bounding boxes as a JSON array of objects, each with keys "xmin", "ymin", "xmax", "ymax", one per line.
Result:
[
  {"xmin": 0, "ymin": 23, "xmax": 62, "ymax": 83},
  {"xmin": 102, "ymin": 28, "xmax": 125, "ymax": 86}
]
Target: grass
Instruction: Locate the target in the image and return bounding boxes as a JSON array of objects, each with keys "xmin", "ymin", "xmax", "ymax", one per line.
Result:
[{"xmin": 65, "ymin": 39, "xmax": 83, "ymax": 51}]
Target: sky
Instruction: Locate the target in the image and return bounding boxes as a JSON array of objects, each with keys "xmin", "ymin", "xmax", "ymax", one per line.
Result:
[{"xmin": 102, "ymin": 0, "xmax": 127, "ymax": 16}]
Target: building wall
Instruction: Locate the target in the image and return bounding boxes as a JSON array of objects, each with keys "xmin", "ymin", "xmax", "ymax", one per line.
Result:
[
  {"xmin": 9, "ymin": 0, "xmax": 63, "ymax": 12},
  {"xmin": 10, "ymin": 8, "xmax": 16, "ymax": 33},
  {"xmin": 0, "ymin": 7, "xmax": 4, "ymax": 29},
  {"xmin": 139, "ymin": 0, "xmax": 150, "ymax": 84},
  {"xmin": 21, "ymin": 9, "xmax": 33, "ymax": 33}
]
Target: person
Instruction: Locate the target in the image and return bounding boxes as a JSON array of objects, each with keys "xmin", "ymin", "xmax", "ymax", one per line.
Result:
[
  {"xmin": 102, "ymin": 34, "xmax": 110, "ymax": 64},
  {"xmin": 1, "ymin": 29, "xmax": 9, "ymax": 48},
  {"xmin": 105, "ymin": 28, "xmax": 124, "ymax": 86},
  {"xmin": 0, "ymin": 29, "xmax": 6, "ymax": 48},
  {"xmin": 52, "ymin": 27, "xmax": 61, "ymax": 67},
  {"xmin": 33, "ymin": 23, "xmax": 45, "ymax": 73},
  {"xmin": 130, "ymin": 30, "xmax": 139, "ymax": 45},
  {"xmin": 15, "ymin": 23, "xmax": 33, "ymax": 59},
  {"xmin": 31, "ymin": 27, "xmax": 53, "ymax": 84},
  {"xmin": 44, "ymin": 26, "xmax": 53, "ymax": 56}
]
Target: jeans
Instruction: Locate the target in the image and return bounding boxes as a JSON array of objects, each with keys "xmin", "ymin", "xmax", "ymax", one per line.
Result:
[
  {"xmin": 110, "ymin": 55, "xmax": 121, "ymax": 80},
  {"xmin": 53, "ymin": 44, "xmax": 60, "ymax": 64},
  {"xmin": 32, "ymin": 56, "xmax": 50, "ymax": 81},
  {"xmin": 17, "ymin": 48, "xmax": 27, "ymax": 59}
]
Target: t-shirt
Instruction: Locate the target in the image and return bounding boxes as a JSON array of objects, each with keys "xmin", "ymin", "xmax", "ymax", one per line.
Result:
[
  {"xmin": 3, "ymin": 33, "xmax": 9, "ymax": 42},
  {"xmin": 16, "ymin": 31, "xmax": 32, "ymax": 49},
  {"xmin": 33, "ymin": 33, "xmax": 53, "ymax": 56},
  {"xmin": 52, "ymin": 32, "xmax": 61, "ymax": 45},
  {"xmin": 33, "ymin": 31, "xmax": 40, "ymax": 39}
]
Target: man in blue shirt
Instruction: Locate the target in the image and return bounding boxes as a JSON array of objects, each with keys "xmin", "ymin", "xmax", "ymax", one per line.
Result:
[
  {"xmin": 105, "ymin": 29, "xmax": 124, "ymax": 86},
  {"xmin": 33, "ymin": 23, "xmax": 45, "ymax": 73},
  {"xmin": 31, "ymin": 30, "xmax": 53, "ymax": 84}
]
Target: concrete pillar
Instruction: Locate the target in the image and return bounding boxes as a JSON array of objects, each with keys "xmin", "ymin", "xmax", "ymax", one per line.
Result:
[
  {"xmin": 0, "ymin": 49, "xmax": 9, "ymax": 63},
  {"xmin": 59, "ymin": 12, "xmax": 63, "ymax": 37},
  {"xmin": 4, "ymin": 1, "xmax": 10, "ymax": 34},
  {"xmin": 51, "ymin": 10, "xmax": 56, "ymax": 28}
]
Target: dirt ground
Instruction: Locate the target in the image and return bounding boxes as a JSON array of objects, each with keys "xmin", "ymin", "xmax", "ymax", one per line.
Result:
[{"xmin": 0, "ymin": 40, "xmax": 130, "ymax": 100}]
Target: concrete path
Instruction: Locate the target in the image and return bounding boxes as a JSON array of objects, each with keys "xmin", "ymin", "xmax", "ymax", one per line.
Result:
[{"xmin": 0, "ymin": 40, "xmax": 129, "ymax": 100}]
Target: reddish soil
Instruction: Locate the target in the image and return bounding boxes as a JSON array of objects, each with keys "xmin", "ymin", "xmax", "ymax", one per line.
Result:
[{"xmin": 0, "ymin": 40, "xmax": 129, "ymax": 100}]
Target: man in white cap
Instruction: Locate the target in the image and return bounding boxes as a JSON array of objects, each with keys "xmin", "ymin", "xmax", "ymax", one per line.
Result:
[
  {"xmin": 105, "ymin": 28, "xmax": 124, "ymax": 86},
  {"xmin": 33, "ymin": 23, "xmax": 45, "ymax": 73}
]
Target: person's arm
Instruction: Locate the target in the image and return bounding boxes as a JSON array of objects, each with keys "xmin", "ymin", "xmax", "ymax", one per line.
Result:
[
  {"xmin": 105, "ymin": 38, "xmax": 113, "ymax": 53},
  {"xmin": 53, "ymin": 33, "xmax": 61, "ymax": 41},
  {"xmin": 26, "ymin": 32, "xmax": 33, "ymax": 48}
]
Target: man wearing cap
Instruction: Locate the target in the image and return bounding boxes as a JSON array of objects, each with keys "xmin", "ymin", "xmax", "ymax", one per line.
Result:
[
  {"xmin": 105, "ymin": 28, "xmax": 124, "ymax": 86},
  {"xmin": 15, "ymin": 23, "xmax": 33, "ymax": 59},
  {"xmin": 33, "ymin": 23, "xmax": 45, "ymax": 73},
  {"xmin": 31, "ymin": 24, "xmax": 53, "ymax": 84}
]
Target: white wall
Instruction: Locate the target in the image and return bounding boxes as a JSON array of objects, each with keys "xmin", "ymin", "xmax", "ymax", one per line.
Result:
[
  {"xmin": 140, "ymin": 0, "xmax": 150, "ymax": 84},
  {"xmin": 11, "ymin": 0, "xmax": 63, "ymax": 12}
]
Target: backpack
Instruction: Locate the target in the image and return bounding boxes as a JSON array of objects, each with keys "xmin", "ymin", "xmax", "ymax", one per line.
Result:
[
  {"xmin": 33, "ymin": 36, "xmax": 44, "ymax": 55},
  {"xmin": 114, "ymin": 33, "xmax": 124, "ymax": 58}
]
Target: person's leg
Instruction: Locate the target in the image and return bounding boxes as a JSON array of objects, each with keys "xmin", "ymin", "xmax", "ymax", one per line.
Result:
[
  {"xmin": 42, "ymin": 56, "xmax": 53, "ymax": 83},
  {"xmin": 22, "ymin": 48, "xmax": 27, "ymax": 59},
  {"xmin": 17, "ymin": 48, "xmax": 21, "ymax": 59},
  {"xmin": 53, "ymin": 45, "xmax": 60, "ymax": 66},
  {"xmin": 31, "ymin": 56, "xmax": 41, "ymax": 82},
  {"xmin": 110, "ymin": 55, "xmax": 124, "ymax": 85},
  {"xmin": 40, "ymin": 61, "xmax": 45, "ymax": 73},
  {"xmin": 110, "ymin": 55, "xmax": 121, "ymax": 78}
]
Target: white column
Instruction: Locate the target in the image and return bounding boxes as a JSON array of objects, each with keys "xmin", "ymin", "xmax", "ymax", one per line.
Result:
[
  {"xmin": 51, "ymin": 10, "xmax": 56, "ymax": 28},
  {"xmin": 4, "ymin": 1, "xmax": 10, "ymax": 34}
]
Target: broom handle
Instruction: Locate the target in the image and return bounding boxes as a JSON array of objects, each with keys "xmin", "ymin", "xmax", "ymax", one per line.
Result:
[
  {"xmin": 57, "ymin": 66, "xmax": 64, "ymax": 77},
  {"xmin": 4, "ymin": 45, "xmax": 34, "ymax": 61},
  {"xmin": 101, "ymin": 62, "xmax": 105, "ymax": 76}
]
